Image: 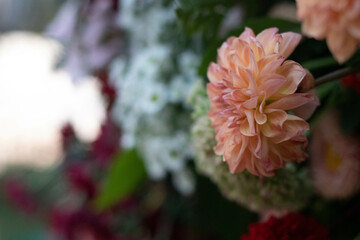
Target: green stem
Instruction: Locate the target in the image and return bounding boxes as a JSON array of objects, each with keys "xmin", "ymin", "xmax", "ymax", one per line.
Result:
[{"xmin": 315, "ymin": 67, "xmax": 360, "ymax": 87}]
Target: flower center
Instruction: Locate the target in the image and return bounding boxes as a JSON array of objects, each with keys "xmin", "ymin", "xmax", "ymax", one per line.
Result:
[{"xmin": 324, "ymin": 142, "xmax": 342, "ymax": 171}]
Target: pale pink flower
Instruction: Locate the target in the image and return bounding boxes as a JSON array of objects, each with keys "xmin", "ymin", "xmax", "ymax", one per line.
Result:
[
  {"xmin": 296, "ymin": 0, "xmax": 360, "ymax": 63},
  {"xmin": 310, "ymin": 110, "xmax": 360, "ymax": 199},
  {"xmin": 207, "ymin": 27, "xmax": 318, "ymax": 177}
]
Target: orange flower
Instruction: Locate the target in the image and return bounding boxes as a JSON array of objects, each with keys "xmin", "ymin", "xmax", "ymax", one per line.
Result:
[
  {"xmin": 207, "ymin": 27, "xmax": 318, "ymax": 177},
  {"xmin": 297, "ymin": 0, "xmax": 360, "ymax": 63}
]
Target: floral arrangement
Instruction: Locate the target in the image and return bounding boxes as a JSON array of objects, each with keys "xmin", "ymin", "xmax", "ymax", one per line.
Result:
[{"xmin": 0, "ymin": 0, "xmax": 360, "ymax": 239}]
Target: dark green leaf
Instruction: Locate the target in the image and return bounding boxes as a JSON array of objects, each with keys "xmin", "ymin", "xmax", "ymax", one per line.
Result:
[{"xmin": 94, "ymin": 149, "xmax": 146, "ymax": 210}]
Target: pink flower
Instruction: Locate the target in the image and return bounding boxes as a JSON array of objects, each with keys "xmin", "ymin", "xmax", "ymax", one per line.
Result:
[
  {"xmin": 310, "ymin": 110, "xmax": 360, "ymax": 199},
  {"xmin": 207, "ymin": 27, "xmax": 318, "ymax": 177},
  {"xmin": 296, "ymin": 0, "xmax": 360, "ymax": 63}
]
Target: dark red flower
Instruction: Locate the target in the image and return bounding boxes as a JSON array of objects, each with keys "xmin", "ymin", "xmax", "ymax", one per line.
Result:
[
  {"xmin": 91, "ymin": 117, "xmax": 121, "ymax": 166},
  {"xmin": 61, "ymin": 124, "xmax": 75, "ymax": 150},
  {"xmin": 51, "ymin": 208, "xmax": 120, "ymax": 240},
  {"xmin": 66, "ymin": 164, "xmax": 98, "ymax": 200},
  {"xmin": 3, "ymin": 178, "xmax": 37, "ymax": 214},
  {"xmin": 96, "ymin": 70, "xmax": 117, "ymax": 110},
  {"xmin": 241, "ymin": 213, "xmax": 329, "ymax": 240},
  {"xmin": 341, "ymin": 73, "xmax": 360, "ymax": 92}
]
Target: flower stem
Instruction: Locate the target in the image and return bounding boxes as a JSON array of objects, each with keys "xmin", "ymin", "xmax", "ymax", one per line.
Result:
[{"xmin": 315, "ymin": 67, "xmax": 360, "ymax": 87}]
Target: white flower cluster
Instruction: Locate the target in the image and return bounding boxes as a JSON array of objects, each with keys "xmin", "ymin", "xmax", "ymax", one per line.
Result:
[{"xmin": 110, "ymin": 0, "xmax": 201, "ymax": 195}]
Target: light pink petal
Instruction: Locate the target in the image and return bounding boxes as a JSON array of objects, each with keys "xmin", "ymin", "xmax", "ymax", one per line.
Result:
[
  {"xmin": 267, "ymin": 93, "xmax": 313, "ymax": 110},
  {"xmin": 255, "ymin": 97, "xmax": 267, "ymax": 125},
  {"xmin": 279, "ymin": 32, "xmax": 302, "ymax": 59},
  {"xmin": 327, "ymin": 30, "xmax": 357, "ymax": 63},
  {"xmin": 258, "ymin": 74, "xmax": 286, "ymax": 97},
  {"xmin": 256, "ymin": 27, "xmax": 281, "ymax": 55},
  {"xmin": 207, "ymin": 63, "xmax": 229, "ymax": 83},
  {"xmin": 257, "ymin": 54, "xmax": 284, "ymax": 73},
  {"xmin": 293, "ymin": 89, "xmax": 320, "ymax": 120},
  {"xmin": 276, "ymin": 60, "xmax": 306, "ymax": 95},
  {"xmin": 249, "ymin": 37, "xmax": 265, "ymax": 61},
  {"xmin": 240, "ymin": 110, "xmax": 256, "ymax": 136},
  {"xmin": 239, "ymin": 27, "xmax": 256, "ymax": 42},
  {"xmin": 242, "ymin": 96, "xmax": 258, "ymax": 109},
  {"xmin": 271, "ymin": 115, "xmax": 309, "ymax": 144}
]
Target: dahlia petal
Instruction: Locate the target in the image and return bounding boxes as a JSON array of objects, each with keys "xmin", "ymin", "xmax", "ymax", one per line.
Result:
[
  {"xmin": 258, "ymin": 74, "xmax": 286, "ymax": 97},
  {"xmin": 298, "ymin": 69, "xmax": 315, "ymax": 92},
  {"xmin": 293, "ymin": 89, "xmax": 320, "ymax": 120},
  {"xmin": 279, "ymin": 32, "xmax": 302, "ymax": 59},
  {"xmin": 217, "ymin": 38, "xmax": 236, "ymax": 69},
  {"xmin": 255, "ymin": 97, "xmax": 267, "ymax": 125},
  {"xmin": 257, "ymin": 54, "xmax": 284, "ymax": 73},
  {"xmin": 249, "ymin": 37, "xmax": 265, "ymax": 61},
  {"xmin": 256, "ymin": 27, "xmax": 281, "ymax": 55},
  {"xmin": 349, "ymin": 23, "xmax": 360, "ymax": 39},
  {"xmin": 276, "ymin": 60, "xmax": 307, "ymax": 94},
  {"xmin": 239, "ymin": 27, "xmax": 255, "ymax": 42},
  {"xmin": 206, "ymin": 82, "xmax": 222, "ymax": 99},
  {"xmin": 230, "ymin": 89, "xmax": 249, "ymax": 102},
  {"xmin": 267, "ymin": 93, "xmax": 313, "ymax": 110},
  {"xmin": 207, "ymin": 63, "xmax": 228, "ymax": 83},
  {"xmin": 231, "ymin": 70, "xmax": 248, "ymax": 88},
  {"xmin": 260, "ymin": 123, "xmax": 278, "ymax": 138},
  {"xmin": 260, "ymin": 110, "xmax": 287, "ymax": 137},
  {"xmin": 266, "ymin": 109, "xmax": 288, "ymax": 128},
  {"xmin": 232, "ymin": 39, "xmax": 254, "ymax": 69},
  {"xmin": 242, "ymin": 44, "xmax": 259, "ymax": 78},
  {"xmin": 271, "ymin": 115, "xmax": 309, "ymax": 144},
  {"xmin": 302, "ymin": 19, "xmax": 327, "ymax": 39},
  {"xmin": 327, "ymin": 30, "xmax": 357, "ymax": 63},
  {"xmin": 240, "ymin": 110, "xmax": 256, "ymax": 136},
  {"xmin": 242, "ymin": 96, "xmax": 258, "ymax": 109}
]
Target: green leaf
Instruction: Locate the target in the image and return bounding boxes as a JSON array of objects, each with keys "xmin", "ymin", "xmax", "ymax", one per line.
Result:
[
  {"xmin": 94, "ymin": 149, "xmax": 146, "ymax": 210},
  {"xmin": 340, "ymin": 89, "xmax": 360, "ymax": 133},
  {"xmin": 316, "ymin": 81, "xmax": 339, "ymax": 101}
]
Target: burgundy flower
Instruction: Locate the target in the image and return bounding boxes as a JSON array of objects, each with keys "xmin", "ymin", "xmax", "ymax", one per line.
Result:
[
  {"xmin": 241, "ymin": 213, "xmax": 329, "ymax": 240},
  {"xmin": 51, "ymin": 208, "xmax": 120, "ymax": 240},
  {"xmin": 96, "ymin": 70, "xmax": 117, "ymax": 110},
  {"xmin": 66, "ymin": 164, "xmax": 98, "ymax": 200},
  {"xmin": 341, "ymin": 73, "xmax": 360, "ymax": 92},
  {"xmin": 91, "ymin": 117, "xmax": 121, "ymax": 166},
  {"xmin": 3, "ymin": 178, "xmax": 37, "ymax": 214}
]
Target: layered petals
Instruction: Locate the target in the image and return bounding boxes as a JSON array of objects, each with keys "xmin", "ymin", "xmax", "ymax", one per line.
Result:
[
  {"xmin": 297, "ymin": 0, "xmax": 360, "ymax": 63},
  {"xmin": 207, "ymin": 27, "xmax": 318, "ymax": 177}
]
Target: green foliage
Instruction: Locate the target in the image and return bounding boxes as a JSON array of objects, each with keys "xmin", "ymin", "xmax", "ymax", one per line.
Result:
[
  {"xmin": 162, "ymin": 173, "xmax": 257, "ymax": 240},
  {"xmin": 0, "ymin": 198, "xmax": 45, "ymax": 240},
  {"xmin": 241, "ymin": 17, "xmax": 301, "ymax": 34},
  {"xmin": 94, "ymin": 149, "xmax": 146, "ymax": 210},
  {"xmin": 339, "ymin": 89, "xmax": 360, "ymax": 133},
  {"xmin": 302, "ymin": 56, "xmax": 338, "ymax": 72}
]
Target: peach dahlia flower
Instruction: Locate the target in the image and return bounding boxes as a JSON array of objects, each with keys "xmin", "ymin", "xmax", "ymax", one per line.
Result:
[
  {"xmin": 207, "ymin": 27, "xmax": 318, "ymax": 177},
  {"xmin": 297, "ymin": 0, "xmax": 360, "ymax": 63}
]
